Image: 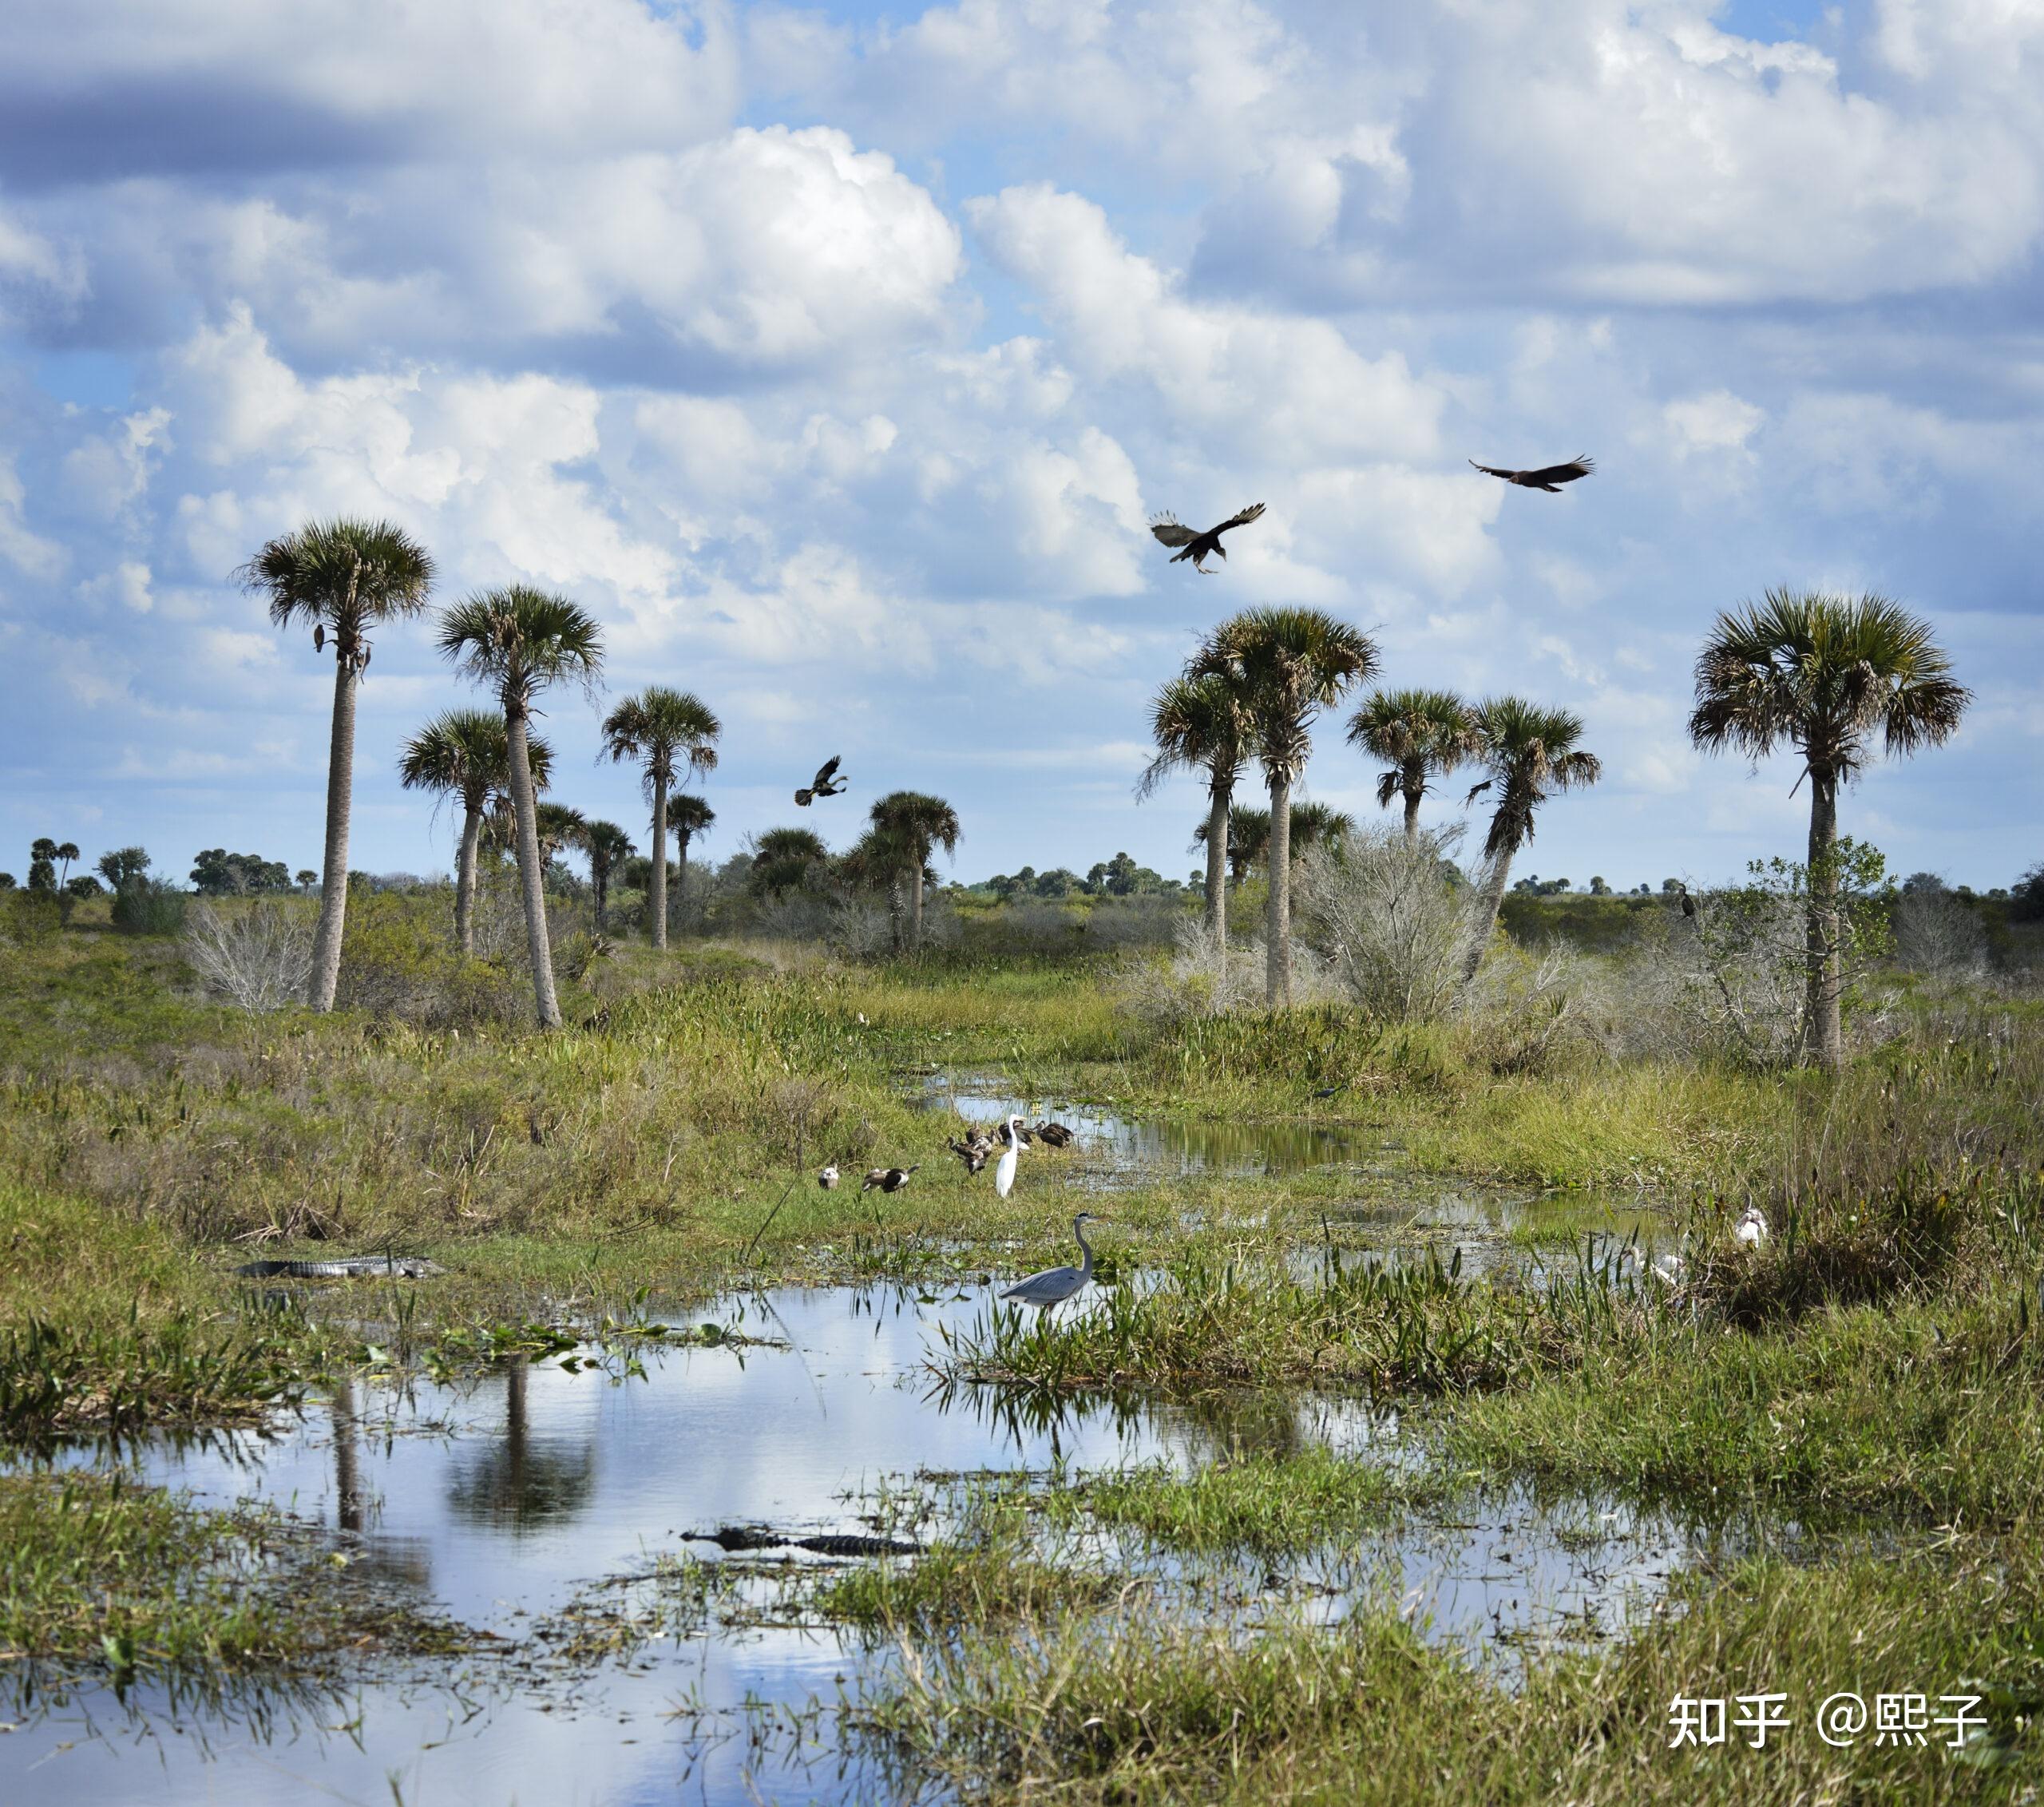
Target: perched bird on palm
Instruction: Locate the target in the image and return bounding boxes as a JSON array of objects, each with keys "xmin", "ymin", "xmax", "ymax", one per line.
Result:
[
  {"xmin": 1149, "ymin": 503, "xmax": 1266, "ymax": 573},
  {"xmin": 1468, "ymin": 456, "xmax": 1594, "ymax": 493}
]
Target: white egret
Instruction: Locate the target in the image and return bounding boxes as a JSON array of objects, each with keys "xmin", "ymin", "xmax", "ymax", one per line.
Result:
[
  {"xmin": 993, "ymin": 1115, "xmax": 1025, "ymax": 1199},
  {"xmin": 1003, "ymin": 1213, "xmax": 1107, "ymax": 1312},
  {"xmin": 1736, "ymin": 1205, "xmax": 1769, "ymax": 1247}
]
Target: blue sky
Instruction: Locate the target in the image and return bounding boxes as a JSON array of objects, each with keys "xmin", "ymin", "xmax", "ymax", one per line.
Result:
[{"xmin": 1, "ymin": 0, "xmax": 2038, "ymax": 894}]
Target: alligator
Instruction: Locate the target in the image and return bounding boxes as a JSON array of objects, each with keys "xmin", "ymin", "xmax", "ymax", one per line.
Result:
[
  {"xmin": 686, "ymin": 1524, "xmax": 920, "ymax": 1558},
  {"xmin": 233, "ymin": 1254, "xmax": 446, "ymax": 1280}
]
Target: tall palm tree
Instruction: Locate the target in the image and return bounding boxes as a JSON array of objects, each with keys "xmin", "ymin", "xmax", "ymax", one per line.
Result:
[
  {"xmin": 599, "ymin": 688, "xmax": 720, "ymax": 949},
  {"xmin": 398, "ymin": 708, "xmax": 553, "ymax": 955},
  {"xmin": 53, "ymin": 842, "xmax": 79, "ymax": 887},
  {"xmin": 438, "ymin": 587, "xmax": 604, "ymax": 1028},
  {"xmin": 665, "ymin": 794, "xmax": 716, "ymax": 929},
  {"xmin": 1138, "ymin": 668, "xmax": 1253, "ymax": 953},
  {"xmin": 579, "ymin": 820, "xmax": 634, "ymax": 932},
  {"xmin": 242, "ymin": 517, "xmax": 434, "ymax": 1009},
  {"xmin": 843, "ymin": 821, "xmax": 921, "ymax": 950},
  {"xmin": 1198, "ymin": 608, "xmax": 1378, "ymax": 1005},
  {"xmin": 871, "ymin": 791, "xmax": 961, "ymax": 950},
  {"xmin": 1689, "ymin": 589, "xmax": 1967, "ymax": 1069},
  {"xmin": 1460, "ymin": 697, "xmax": 1602, "ymax": 981},
  {"xmin": 1347, "ymin": 688, "xmax": 1476, "ymax": 842}
]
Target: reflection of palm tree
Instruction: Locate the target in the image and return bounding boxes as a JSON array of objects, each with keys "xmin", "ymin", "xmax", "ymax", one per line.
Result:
[
  {"xmin": 331, "ymin": 1380, "xmax": 365, "ymax": 1534},
  {"xmin": 445, "ymin": 1362, "xmax": 597, "ymax": 1535}
]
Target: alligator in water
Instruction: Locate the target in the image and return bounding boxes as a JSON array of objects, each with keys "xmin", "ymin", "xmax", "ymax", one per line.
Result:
[
  {"xmin": 686, "ymin": 1524, "xmax": 920, "ymax": 1557},
  {"xmin": 233, "ymin": 1254, "xmax": 446, "ymax": 1280}
]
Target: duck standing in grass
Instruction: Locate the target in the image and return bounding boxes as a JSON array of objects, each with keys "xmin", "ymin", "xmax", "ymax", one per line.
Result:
[
  {"xmin": 862, "ymin": 1165, "xmax": 919, "ymax": 1195},
  {"xmin": 818, "ymin": 1164, "xmax": 839, "ymax": 1191},
  {"xmin": 1003, "ymin": 1214, "xmax": 1107, "ymax": 1314}
]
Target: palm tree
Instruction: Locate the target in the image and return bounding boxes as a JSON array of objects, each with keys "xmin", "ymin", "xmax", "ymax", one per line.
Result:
[
  {"xmin": 241, "ymin": 518, "xmax": 434, "ymax": 1009},
  {"xmin": 533, "ymin": 802, "xmax": 586, "ymax": 870},
  {"xmin": 1198, "ymin": 608, "xmax": 1378, "ymax": 1005},
  {"xmin": 751, "ymin": 827, "xmax": 829, "ymax": 898},
  {"xmin": 842, "ymin": 820, "xmax": 921, "ymax": 949},
  {"xmin": 53, "ymin": 842, "xmax": 79, "ymax": 887},
  {"xmin": 1286, "ymin": 801, "xmax": 1353, "ymax": 860},
  {"xmin": 1347, "ymin": 688, "xmax": 1476, "ymax": 842},
  {"xmin": 1460, "ymin": 697, "xmax": 1602, "ymax": 981},
  {"xmin": 580, "ymin": 820, "xmax": 634, "ymax": 931},
  {"xmin": 398, "ymin": 708, "xmax": 553, "ymax": 956},
  {"xmin": 1689, "ymin": 589, "xmax": 1967, "ymax": 1069},
  {"xmin": 438, "ymin": 587, "xmax": 604, "ymax": 1028},
  {"xmin": 870, "ymin": 791, "xmax": 961, "ymax": 950},
  {"xmin": 1195, "ymin": 804, "xmax": 1271, "ymax": 887},
  {"xmin": 599, "ymin": 688, "xmax": 720, "ymax": 949},
  {"xmin": 666, "ymin": 794, "xmax": 716, "ymax": 930},
  {"xmin": 1139, "ymin": 668, "xmax": 1253, "ymax": 953}
]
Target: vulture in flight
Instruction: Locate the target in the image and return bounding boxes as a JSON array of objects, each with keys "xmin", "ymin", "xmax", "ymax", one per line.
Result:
[
  {"xmin": 1150, "ymin": 502, "xmax": 1266, "ymax": 573},
  {"xmin": 1464, "ymin": 779, "xmax": 1493, "ymax": 806},
  {"xmin": 795, "ymin": 755, "xmax": 848, "ymax": 807},
  {"xmin": 1468, "ymin": 455, "xmax": 1595, "ymax": 493}
]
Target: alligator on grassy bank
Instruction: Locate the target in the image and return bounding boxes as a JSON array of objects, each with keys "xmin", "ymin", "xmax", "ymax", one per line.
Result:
[{"xmin": 233, "ymin": 1255, "xmax": 446, "ymax": 1279}]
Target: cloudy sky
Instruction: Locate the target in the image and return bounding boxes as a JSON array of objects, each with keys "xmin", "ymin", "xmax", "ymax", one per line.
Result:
[{"xmin": 2, "ymin": 0, "xmax": 2039, "ymax": 893}]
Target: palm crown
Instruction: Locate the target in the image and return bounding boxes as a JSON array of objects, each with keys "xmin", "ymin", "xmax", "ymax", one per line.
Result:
[
  {"xmin": 1689, "ymin": 589, "xmax": 1968, "ymax": 781},
  {"xmin": 243, "ymin": 517, "xmax": 434, "ymax": 667},
  {"xmin": 1467, "ymin": 696, "xmax": 1602, "ymax": 859},
  {"xmin": 600, "ymin": 688, "xmax": 722, "ymax": 796},
  {"xmin": 1198, "ymin": 608, "xmax": 1379, "ymax": 778},
  {"xmin": 1347, "ymin": 688, "xmax": 1476, "ymax": 813},
  {"xmin": 438, "ymin": 587, "xmax": 604, "ymax": 712},
  {"xmin": 871, "ymin": 791, "xmax": 961, "ymax": 866},
  {"xmin": 1139, "ymin": 670, "xmax": 1252, "ymax": 801},
  {"xmin": 667, "ymin": 794, "xmax": 716, "ymax": 841},
  {"xmin": 398, "ymin": 708, "xmax": 553, "ymax": 812}
]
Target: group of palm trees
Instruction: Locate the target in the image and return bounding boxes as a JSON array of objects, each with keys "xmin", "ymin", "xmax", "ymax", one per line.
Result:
[
  {"xmin": 247, "ymin": 511, "xmax": 1967, "ymax": 1068},
  {"xmin": 1140, "ymin": 590, "xmax": 1967, "ymax": 1068}
]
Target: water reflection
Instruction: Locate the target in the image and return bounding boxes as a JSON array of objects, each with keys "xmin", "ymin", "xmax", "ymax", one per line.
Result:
[{"xmin": 6, "ymin": 1282, "xmax": 1729, "ymax": 1807}]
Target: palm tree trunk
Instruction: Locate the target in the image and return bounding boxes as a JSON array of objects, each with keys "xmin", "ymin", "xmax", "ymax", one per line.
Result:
[
  {"xmin": 307, "ymin": 653, "xmax": 357, "ymax": 1009},
  {"xmin": 505, "ymin": 704, "xmax": 562, "ymax": 1028},
  {"xmin": 592, "ymin": 858, "xmax": 608, "ymax": 933},
  {"xmin": 455, "ymin": 795, "xmax": 483, "ymax": 957},
  {"xmin": 910, "ymin": 862, "xmax": 925, "ymax": 950},
  {"xmin": 649, "ymin": 772, "xmax": 669, "ymax": 950},
  {"xmin": 1463, "ymin": 849, "xmax": 1515, "ymax": 983},
  {"xmin": 1402, "ymin": 777, "xmax": 1424, "ymax": 843},
  {"xmin": 1266, "ymin": 770, "xmax": 1292, "ymax": 1006},
  {"xmin": 674, "ymin": 829, "xmax": 690, "ymax": 933},
  {"xmin": 1202, "ymin": 782, "xmax": 1230, "ymax": 944},
  {"xmin": 1804, "ymin": 771, "xmax": 1843, "ymax": 1071}
]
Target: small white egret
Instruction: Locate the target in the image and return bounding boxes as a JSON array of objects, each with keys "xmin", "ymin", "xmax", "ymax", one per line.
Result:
[
  {"xmin": 993, "ymin": 1115, "xmax": 1025, "ymax": 1199},
  {"xmin": 1736, "ymin": 1206, "xmax": 1769, "ymax": 1248},
  {"xmin": 1003, "ymin": 1213, "xmax": 1107, "ymax": 1313}
]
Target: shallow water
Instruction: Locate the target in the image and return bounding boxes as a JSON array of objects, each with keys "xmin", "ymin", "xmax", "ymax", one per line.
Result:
[{"xmin": 6, "ymin": 1282, "xmax": 1716, "ymax": 1807}]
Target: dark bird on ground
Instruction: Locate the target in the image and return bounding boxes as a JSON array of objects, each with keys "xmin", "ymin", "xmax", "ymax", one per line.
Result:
[
  {"xmin": 996, "ymin": 1119, "xmax": 1034, "ymax": 1150},
  {"xmin": 1032, "ymin": 1121, "xmax": 1075, "ymax": 1149},
  {"xmin": 948, "ymin": 1137, "xmax": 989, "ymax": 1175},
  {"xmin": 1149, "ymin": 503, "xmax": 1266, "ymax": 573},
  {"xmin": 1679, "ymin": 885, "xmax": 1697, "ymax": 920},
  {"xmin": 795, "ymin": 755, "xmax": 848, "ymax": 807},
  {"xmin": 818, "ymin": 1164, "xmax": 840, "ymax": 1190},
  {"xmin": 862, "ymin": 1164, "xmax": 920, "ymax": 1194},
  {"xmin": 1464, "ymin": 778, "xmax": 1493, "ymax": 806},
  {"xmin": 1468, "ymin": 456, "xmax": 1595, "ymax": 493}
]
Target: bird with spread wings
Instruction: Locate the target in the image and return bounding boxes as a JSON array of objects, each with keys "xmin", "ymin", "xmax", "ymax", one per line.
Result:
[
  {"xmin": 1468, "ymin": 456, "xmax": 1595, "ymax": 493},
  {"xmin": 795, "ymin": 755, "xmax": 848, "ymax": 807},
  {"xmin": 1149, "ymin": 502, "xmax": 1266, "ymax": 573}
]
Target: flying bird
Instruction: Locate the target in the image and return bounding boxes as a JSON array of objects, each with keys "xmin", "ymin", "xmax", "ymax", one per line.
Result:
[
  {"xmin": 862, "ymin": 1164, "xmax": 920, "ymax": 1194},
  {"xmin": 1468, "ymin": 456, "xmax": 1595, "ymax": 493},
  {"xmin": 1149, "ymin": 503, "xmax": 1266, "ymax": 573},
  {"xmin": 795, "ymin": 756, "xmax": 848, "ymax": 807},
  {"xmin": 1464, "ymin": 779, "xmax": 1493, "ymax": 806}
]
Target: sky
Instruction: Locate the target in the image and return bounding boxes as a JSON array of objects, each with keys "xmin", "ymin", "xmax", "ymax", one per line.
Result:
[{"xmin": 1, "ymin": 0, "xmax": 2040, "ymax": 895}]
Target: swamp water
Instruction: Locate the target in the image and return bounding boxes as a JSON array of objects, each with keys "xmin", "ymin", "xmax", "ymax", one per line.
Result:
[{"xmin": 8, "ymin": 1282, "xmax": 1738, "ymax": 1807}]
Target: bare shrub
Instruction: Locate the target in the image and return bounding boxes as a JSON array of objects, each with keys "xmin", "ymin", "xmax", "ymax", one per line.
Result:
[
  {"xmin": 1116, "ymin": 918, "xmax": 1265, "ymax": 1029},
  {"xmin": 1458, "ymin": 941, "xmax": 1595, "ymax": 1075},
  {"xmin": 183, "ymin": 901, "xmax": 313, "ymax": 1012},
  {"xmin": 1893, "ymin": 883, "xmax": 1987, "ymax": 979},
  {"xmin": 1296, "ymin": 830, "xmax": 1471, "ymax": 1022},
  {"xmin": 829, "ymin": 898, "xmax": 897, "ymax": 961}
]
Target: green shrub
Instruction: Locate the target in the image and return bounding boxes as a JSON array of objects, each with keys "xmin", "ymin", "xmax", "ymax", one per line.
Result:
[{"xmin": 111, "ymin": 882, "xmax": 188, "ymax": 937}]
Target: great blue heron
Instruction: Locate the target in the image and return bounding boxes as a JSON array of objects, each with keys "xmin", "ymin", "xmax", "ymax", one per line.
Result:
[
  {"xmin": 1468, "ymin": 455, "xmax": 1595, "ymax": 493},
  {"xmin": 1003, "ymin": 1213, "xmax": 1107, "ymax": 1313},
  {"xmin": 993, "ymin": 1116, "xmax": 1028, "ymax": 1199},
  {"xmin": 862, "ymin": 1164, "xmax": 919, "ymax": 1194},
  {"xmin": 1149, "ymin": 502, "xmax": 1266, "ymax": 573}
]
